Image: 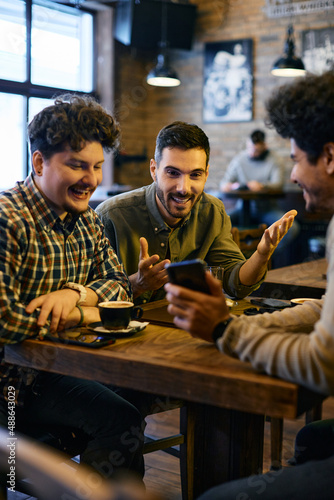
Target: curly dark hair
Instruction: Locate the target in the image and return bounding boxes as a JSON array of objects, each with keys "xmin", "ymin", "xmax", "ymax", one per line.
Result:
[
  {"xmin": 154, "ymin": 121, "xmax": 210, "ymax": 167},
  {"xmin": 28, "ymin": 94, "xmax": 121, "ymax": 159},
  {"xmin": 265, "ymin": 71, "xmax": 334, "ymax": 164}
]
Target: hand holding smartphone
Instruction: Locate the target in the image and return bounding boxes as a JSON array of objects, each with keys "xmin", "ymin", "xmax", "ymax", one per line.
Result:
[{"xmin": 166, "ymin": 259, "xmax": 211, "ymax": 294}]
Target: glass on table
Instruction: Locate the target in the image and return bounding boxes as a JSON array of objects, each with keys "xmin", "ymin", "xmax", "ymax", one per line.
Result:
[
  {"xmin": 205, "ymin": 266, "xmax": 237, "ymax": 309},
  {"xmin": 205, "ymin": 266, "xmax": 224, "ymax": 283}
]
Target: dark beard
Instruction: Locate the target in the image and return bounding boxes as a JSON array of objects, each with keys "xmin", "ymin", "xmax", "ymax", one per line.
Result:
[
  {"xmin": 155, "ymin": 184, "xmax": 203, "ymax": 225},
  {"xmin": 155, "ymin": 186, "xmax": 190, "ymax": 219}
]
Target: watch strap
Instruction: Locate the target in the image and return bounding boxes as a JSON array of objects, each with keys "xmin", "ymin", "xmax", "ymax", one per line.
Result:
[
  {"xmin": 63, "ymin": 282, "xmax": 87, "ymax": 305},
  {"xmin": 212, "ymin": 318, "xmax": 233, "ymax": 343}
]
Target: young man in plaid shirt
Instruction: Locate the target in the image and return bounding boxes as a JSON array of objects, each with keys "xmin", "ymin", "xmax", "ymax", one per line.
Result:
[{"xmin": 0, "ymin": 95, "xmax": 144, "ymax": 489}]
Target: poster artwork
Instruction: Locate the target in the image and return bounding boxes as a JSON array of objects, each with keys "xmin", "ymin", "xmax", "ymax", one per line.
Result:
[{"xmin": 203, "ymin": 39, "xmax": 253, "ymax": 123}]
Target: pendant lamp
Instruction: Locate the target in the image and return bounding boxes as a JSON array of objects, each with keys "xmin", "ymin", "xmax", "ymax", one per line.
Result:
[
  {"xmin": 147, "ymin": 50, "xmax": 181, "ymax": 87},
  {"xmin": 271, "ymin": 25, "xmax": 306, "ymax": 77},
  {"xmin": 146, "ymin": 1, "xmax": 181, "ymax": 87}
]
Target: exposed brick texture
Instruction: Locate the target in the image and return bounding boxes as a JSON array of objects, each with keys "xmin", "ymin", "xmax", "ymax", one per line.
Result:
[{"xmin": 113, "ymin": 0, "xmax": 331, "ymax": 190}]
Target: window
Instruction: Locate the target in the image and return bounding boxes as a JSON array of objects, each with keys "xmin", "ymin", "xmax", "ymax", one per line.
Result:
[{"xmin": 0, "ymin": 0, "xmax": 94, "ymax": 190}]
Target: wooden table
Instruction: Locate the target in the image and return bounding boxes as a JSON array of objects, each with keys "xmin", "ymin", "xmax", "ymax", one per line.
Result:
[
  {"xmin": 256, "ymin": 258, "xmax": 328, "ymax": 300},
  {"xmin": 4, "ymin": 305, "xmax": 324, "ymax": 499},
  {"xmin": 222, "ymin": 189, "xmax": 285, "ymax": 226}
]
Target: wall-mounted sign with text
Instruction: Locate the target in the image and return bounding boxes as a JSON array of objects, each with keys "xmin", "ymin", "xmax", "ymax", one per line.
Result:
[{"xmin": 263, "ymin": 0, "xmax": 334, "ymax": 18}]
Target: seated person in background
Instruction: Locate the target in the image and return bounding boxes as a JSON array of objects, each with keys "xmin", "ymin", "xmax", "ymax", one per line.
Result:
[
  {"xmin": 96, "ymin": 121, "xmax": 296, "ymax": 304},
  {"xmin": 0, "ymin": 94, "xmax": 144, "ymax": 488},
  {"xmin": 220, "ymin": 129, "xmax": 299, "ymax": 267},
  {"xmin": 220, "ymin": 129, "xmax": 284, "ymax": 200},
  {"xmin": 165, "ymin": 71, "xmax": 334, "ymax": 500}
]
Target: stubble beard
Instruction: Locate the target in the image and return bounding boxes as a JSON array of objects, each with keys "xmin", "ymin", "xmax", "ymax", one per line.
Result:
[{"xmin": 155, "ymin": 184, "xmax": 203, "ymax": 223}]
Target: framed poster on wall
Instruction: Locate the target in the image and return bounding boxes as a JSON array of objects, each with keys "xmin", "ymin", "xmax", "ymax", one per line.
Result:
[
  {"xmin": 302, "ymin": 28, "xmax": 334, "ymax": 74},
  {"xmin": 203, "ymin": 39, "xmax": 253, "ymax": 123}
]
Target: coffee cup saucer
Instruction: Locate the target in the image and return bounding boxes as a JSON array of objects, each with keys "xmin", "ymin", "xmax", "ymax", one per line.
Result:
[{"xmin": 87, "ymin": 320, "xmax": 149, "ymax": 337}]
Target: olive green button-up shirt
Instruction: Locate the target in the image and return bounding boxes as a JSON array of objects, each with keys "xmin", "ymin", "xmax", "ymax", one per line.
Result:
[{"xmin": 96, "ymin": 183, "xmax": 264, "ymax": 304}]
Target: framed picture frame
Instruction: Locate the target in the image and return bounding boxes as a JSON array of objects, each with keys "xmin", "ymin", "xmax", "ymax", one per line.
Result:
[
  {"xmin": 302, "ymin": 28, "xmax": 334, "ymax": 74},
  {"xmin": 203, "ymin": 39, "xmax": 253, "ymax": 123}
]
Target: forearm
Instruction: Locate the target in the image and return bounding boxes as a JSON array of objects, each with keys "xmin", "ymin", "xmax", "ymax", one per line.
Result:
[
  {"xmin": 64, "ymin": 304, "xmax": 101, "ymax": 329},
  {"xmin": 83, "ymin": 287, "xmax": 100, "ymax": 306},
  {"xmin": 239, "ymin": 209, "xmax": 297, "ymax": 287},
  {"xmin": 218, "ymin": 301, "xmax": 334, "ymax": 394},
  {"xmin": 238, "ymin": 250, "xmax": 268, "ymax": 286}
]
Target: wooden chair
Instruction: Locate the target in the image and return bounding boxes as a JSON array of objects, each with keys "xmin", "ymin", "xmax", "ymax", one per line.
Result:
[
  {"xmin": 231, "ymin": 224, "xmax": 268, "ymax": 261},
  {"xmin": 232, "ymin": 224, "xmax": 322, "ymax": 469}
]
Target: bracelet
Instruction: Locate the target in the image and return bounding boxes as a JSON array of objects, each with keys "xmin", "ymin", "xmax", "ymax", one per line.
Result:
[
  {"xmin": 212, "ymin": 318, "xmax": 233, "ymax": 343},
  {"xmin": 76, "ymin": 304, "xmax": 84, "ymax": 326}
]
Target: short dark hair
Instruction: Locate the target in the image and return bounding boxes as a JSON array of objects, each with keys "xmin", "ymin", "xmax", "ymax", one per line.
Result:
[
  {"xmin": 28, "ymin": 93, "xmax": 120, "ymax": 159},
  {"xmin": 154, "ymin": 121, "xmax": 210, "ymax": 167},
  {"xmin": 265, "ymin": 70, "xmax": 334, "ymax": 164},
  {"xmin": 250, "ymin": 130, "xmax": 265, "ymax": 144}
]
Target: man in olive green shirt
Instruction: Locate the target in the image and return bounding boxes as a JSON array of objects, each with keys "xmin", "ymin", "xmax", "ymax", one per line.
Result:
[{"xmin": 96, "ymin": 121, "xmax": 296, "ymax": 304}]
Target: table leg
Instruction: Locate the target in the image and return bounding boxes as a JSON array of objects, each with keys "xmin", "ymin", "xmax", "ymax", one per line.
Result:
[
  {"xmin": 240, "ymin": 199, "xmax": 251, "ymax": 226},
  {"xmin": 180, "ymin": 403, "xmax": 265, "ymax": 500}
]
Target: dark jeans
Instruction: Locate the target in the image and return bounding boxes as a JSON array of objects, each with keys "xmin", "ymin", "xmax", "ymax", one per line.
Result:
[
  {"xmin": 198, "ymin": 456, "xmax": 334, "ymax": 500},
  {"xmin": 0, "ymin": 372, "xmax": 144, "ymax": 488},
  {"xmin": 293, "ymin": 418, "xmax": 334, "ymax": 464},
  {"xmin": 109, "ymin": 385, "xmax": 182, "ymax": 419},
  {"xmin": 198, "ymin": 419, "xmax": 334, "ymax": 500}
]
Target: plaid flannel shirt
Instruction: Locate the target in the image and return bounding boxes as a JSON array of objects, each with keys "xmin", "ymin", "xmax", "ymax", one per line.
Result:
[{"xmin": 0, "ymin": 174, "xmax": 131, "ymax": 405}]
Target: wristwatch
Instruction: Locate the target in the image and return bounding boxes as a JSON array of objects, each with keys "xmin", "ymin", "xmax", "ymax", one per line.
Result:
[
  {"xmin": 63, "ymin": 282, "xmax": 87, "ymax": 305},
  {"xmin": 211, "ymin": 318, "xmax": 233, "ymax": 343}
]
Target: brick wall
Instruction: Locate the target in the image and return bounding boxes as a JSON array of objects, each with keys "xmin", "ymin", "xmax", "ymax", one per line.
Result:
[{"xmin": 113, "ymin": 0, "xmax": 332, "ymax": 190}]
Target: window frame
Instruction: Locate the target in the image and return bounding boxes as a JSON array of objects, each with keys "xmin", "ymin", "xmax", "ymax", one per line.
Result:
[{"xmin": 0, "ymin": 0, "xmax": 97, "ymax": 181}]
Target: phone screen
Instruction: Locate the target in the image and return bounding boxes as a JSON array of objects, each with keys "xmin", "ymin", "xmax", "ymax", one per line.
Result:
[{"xmin": 166, "ymin": 259, "xmax": 210, "ymax": 294}]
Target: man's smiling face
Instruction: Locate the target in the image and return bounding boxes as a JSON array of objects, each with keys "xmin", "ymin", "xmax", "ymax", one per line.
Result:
[
  {"xmin": 150, "ymin": 147, "xmax": 209, "ymax": 227},
  {"xmin": 32, "ymin": 141, "xmax": 104, "ymax": 219},
  {"xmin": 290, "ymin": 139, "xmax": 334, "ymax": 214}
]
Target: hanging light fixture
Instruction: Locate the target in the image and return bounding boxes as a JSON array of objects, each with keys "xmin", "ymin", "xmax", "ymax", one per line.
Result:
[
  {"xmin": 146, "ymin": 1, "xmax": 181, "ymax": 87},
  {"xmin": 271, "ymin": 24, "xmax": 306, "ymax": 77},
  {"xmin": 147, "ymin": 46, "xmax": 181, "ymax": 87}
]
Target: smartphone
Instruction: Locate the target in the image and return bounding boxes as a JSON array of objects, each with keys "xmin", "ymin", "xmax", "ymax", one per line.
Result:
[
  {"xmin": 44, "ymin": 333, "xmax": 116, "ymax": 348},
  {"xmin": 166, "ymin": 259, "xmax": 210, "ymax": 294},
  {"xmin": 250, "ymin": 298, "xmax": 295, "ymax": 310}
]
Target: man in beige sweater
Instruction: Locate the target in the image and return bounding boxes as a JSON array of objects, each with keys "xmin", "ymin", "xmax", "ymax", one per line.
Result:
[{"xmin": 165, "ymin": 70, "xmax": 334, "ymax": 499}]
